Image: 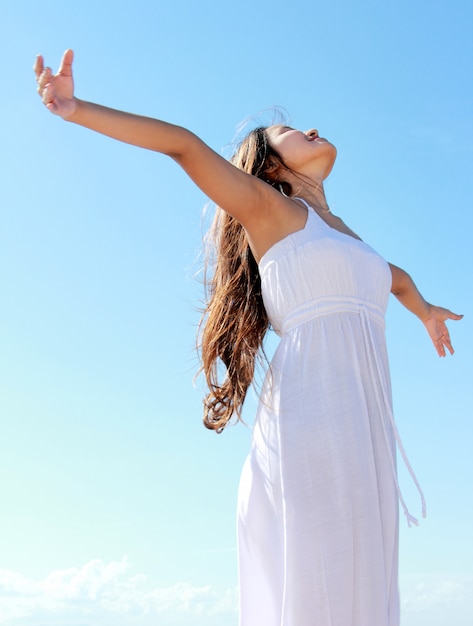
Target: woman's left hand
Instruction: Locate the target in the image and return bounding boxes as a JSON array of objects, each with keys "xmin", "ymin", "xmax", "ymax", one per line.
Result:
[{"xmin": 422, "ymin": 305, "xmax": 463, "ymax": 356}]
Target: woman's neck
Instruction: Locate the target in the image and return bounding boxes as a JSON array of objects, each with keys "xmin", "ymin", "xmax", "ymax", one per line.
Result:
[{"xmin": 291, "ymin": 181, "xmax": 331, "ymax": 214}]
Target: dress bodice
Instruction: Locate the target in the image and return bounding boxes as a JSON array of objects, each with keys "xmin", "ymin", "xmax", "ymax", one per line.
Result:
[{"xmin": 258, "ymin": 207, "xmax": 392, "ymax": 336}]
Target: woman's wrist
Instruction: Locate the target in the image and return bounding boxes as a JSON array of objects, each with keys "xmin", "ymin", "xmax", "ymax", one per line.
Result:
[
  {"xmin": 418, "ymin": 301, "xmax": 432, "ymax": 323},
  {"xmin": 63, "ymin": 97, "xmax": 81, "ymax": 122}
]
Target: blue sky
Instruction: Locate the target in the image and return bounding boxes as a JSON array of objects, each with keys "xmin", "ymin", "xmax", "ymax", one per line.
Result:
[{"xmin": 1, "ymin": 0, "xmax": 472, "ymax": 624}]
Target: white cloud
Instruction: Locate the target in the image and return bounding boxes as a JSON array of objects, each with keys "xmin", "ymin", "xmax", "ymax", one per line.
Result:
[
  {"xmin": 401, "ymin": 573, "xmax": 473, "ymax": 626},
  {"xmin": 3, "ymin": 563, "xmax": 471, "ymax": 626},
  {"xmin": 0, "ymin": 558, "xmax": 238, "ymax": 626}
]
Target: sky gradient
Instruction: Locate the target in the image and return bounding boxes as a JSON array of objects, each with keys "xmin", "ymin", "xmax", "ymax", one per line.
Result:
[{"xmin": 1, "ymin": 0, "xmax": 472, "ymax": 624}]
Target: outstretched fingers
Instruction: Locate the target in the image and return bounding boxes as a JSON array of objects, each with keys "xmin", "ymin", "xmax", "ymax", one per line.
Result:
[
  {"xmin": 425, "ymin": 307, "xmax": 463, "ymax": 357},
  {"xmin": 34, "ymin": 50, "xmax": 73, "ymax": 79},
  {"xmin": 33, "ymin": 54, "xmax": 44, "ymax": 79},
  {"xmin": 436, "ymin": 329, "xmax": 453, "ymax": 357},
  {"xmin": 444, "ymin": 311, "xmax": 463, "ymax": 356},
  {"xmin": 36, "ymin": 66, "xmax": 51, "ymax": 93},
  {"xmin": 33, "ymin": 50, "xmax": 76, "ymax": 118},
  {"xmin": 57, "ymin": 49, "xmax": 74, "ymax": 76},
  {"xmin": 34, "ymin": 53, "xmax": 51, "ymax": 97},
  {"xmin": 42, "ymin": 83, "xmax": 56, "ymax": 111}
]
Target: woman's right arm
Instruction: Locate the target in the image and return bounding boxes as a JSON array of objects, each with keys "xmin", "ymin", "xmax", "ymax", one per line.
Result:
[{"xmin": 34, "ymin": 50, "xmax": 273, "ymax": 227}]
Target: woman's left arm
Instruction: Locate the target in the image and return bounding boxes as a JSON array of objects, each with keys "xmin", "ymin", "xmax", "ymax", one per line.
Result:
[{"xmin": 388, "ymin": 263, "xmax": 463, "ymax": 357}]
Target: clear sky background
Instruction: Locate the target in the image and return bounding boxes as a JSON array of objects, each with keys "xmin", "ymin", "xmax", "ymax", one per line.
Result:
[{"xmin": 0, "ymin": 0, "xmax": 472, "ymax": 624}]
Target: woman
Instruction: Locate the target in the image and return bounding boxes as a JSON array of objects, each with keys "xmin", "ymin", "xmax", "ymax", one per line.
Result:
[{"xmin": 34, "ymin": 50, "xmax": 462, "ymax": 626}]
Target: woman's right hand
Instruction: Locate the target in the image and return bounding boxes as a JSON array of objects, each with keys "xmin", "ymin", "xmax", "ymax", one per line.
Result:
[{"xmin": 34, "ymin": 49, "xmax": 76, "ymax": 119}]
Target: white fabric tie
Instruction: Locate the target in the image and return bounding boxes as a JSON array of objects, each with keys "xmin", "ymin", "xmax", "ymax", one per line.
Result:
[{"xmin": 359, "ymin": 306, "xmax": 427, "ymax": 527}]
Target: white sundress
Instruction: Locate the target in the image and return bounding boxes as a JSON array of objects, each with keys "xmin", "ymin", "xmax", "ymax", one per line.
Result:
[{"xmin": 237, "ymin": 201, "xmax": 425, "ymax": 626}]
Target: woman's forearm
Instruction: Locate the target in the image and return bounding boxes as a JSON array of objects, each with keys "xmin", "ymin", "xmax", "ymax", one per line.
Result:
[
  {"xmin": 67, "ymin": 98, "xmax": 193, "ymax": 158},
  {"xmin": 34, "ymin": 51, "xmax": 276, "ymax": 226},
  {"xmin": 62, "ymin": 97, "xmax": 266, "ymax": 226}
]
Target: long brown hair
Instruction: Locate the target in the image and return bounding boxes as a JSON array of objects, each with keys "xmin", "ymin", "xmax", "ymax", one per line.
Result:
[{"xmin": 199, "ymin": 127, "xmax": 291, "ymax": 433}]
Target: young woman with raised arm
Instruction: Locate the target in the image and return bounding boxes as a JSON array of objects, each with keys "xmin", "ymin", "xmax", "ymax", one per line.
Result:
[{"xmin": 34, "ymin": 49, "xmax": 462, "ymax": 626}]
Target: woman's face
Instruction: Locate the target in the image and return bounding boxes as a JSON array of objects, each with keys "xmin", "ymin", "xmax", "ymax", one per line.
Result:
[{"xmin": 266, "ymin": 125, "xmax": 337, "ymax": 181}]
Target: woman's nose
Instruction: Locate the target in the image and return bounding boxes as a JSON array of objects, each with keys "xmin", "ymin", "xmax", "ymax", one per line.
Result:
[{"xmin": 305, "ymin": 129, "xmax": 319, "ymax": 139}]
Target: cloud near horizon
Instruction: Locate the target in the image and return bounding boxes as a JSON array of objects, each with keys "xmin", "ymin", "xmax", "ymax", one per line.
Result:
[
  {"xmin": 1, "ymin": 559, "xmax": 472, "ymax": 626},
  {"xmin": 0, "ymin": 557, "xmax": 238, "ymax": 625}
]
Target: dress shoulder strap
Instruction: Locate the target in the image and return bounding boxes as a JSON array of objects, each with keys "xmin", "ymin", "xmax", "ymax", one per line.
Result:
[{"xmin": 293, "ymin": 197, "xmax": 312, "ymax": 211}]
